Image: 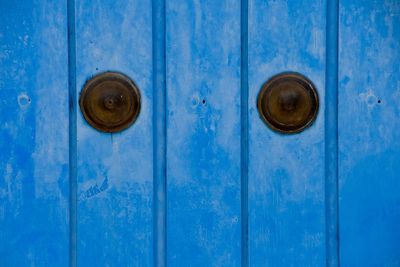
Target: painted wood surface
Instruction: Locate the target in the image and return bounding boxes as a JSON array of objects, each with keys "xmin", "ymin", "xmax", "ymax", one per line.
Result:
[
  {"xmin": 0, "ymin": 1, "xmax": 70, "ymax": 266},
  {"xmin": 339, "ymin": 1, "xmax": 400, "ymax": 266},
  {"xmin": 248, "ymin": 0, "xmax": 327, "ymax": 265},
  {"xmin": 1, "ymin": 0, "xmax": 400, "ymax": 266},
  {"xmin": 166, "ymin": 1, "xmax": 242, "ymax": 265},
  {"xmin": 75, "ymin": 0, "xmax": 154, "ymax": 265}
]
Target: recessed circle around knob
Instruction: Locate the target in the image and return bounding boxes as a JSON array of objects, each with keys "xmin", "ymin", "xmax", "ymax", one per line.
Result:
[
  {"xmin": 79, "ymin": 72, "xmax": 141, "ymax": 133},
  {"xmin": 257, "ymin": 72, "xmax": 318, "ymax": 133}
]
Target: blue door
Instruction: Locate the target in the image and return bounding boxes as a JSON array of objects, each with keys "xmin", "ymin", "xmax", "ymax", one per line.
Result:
[{"xmin": 1, "ymin": 0, "xmax": 399, "ymax": 266}]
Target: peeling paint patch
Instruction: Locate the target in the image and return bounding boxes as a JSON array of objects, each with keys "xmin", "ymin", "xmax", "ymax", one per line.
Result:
[
  {"xmin": 359, "ymin": 89, "xmax": 379, "ymax": 109},
  {"xmin": 17, "ymin": 93, "xmax": 31, "ymax": 108}
]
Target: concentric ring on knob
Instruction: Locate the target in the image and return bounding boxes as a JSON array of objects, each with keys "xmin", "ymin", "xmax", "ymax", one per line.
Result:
[
  {"xmin": 257, "ymin": 72, "xmax": 318, "ymax": 134},
  {"xmin": 79, "ymin": 72, "xmax": 141, "ymax": 133}
]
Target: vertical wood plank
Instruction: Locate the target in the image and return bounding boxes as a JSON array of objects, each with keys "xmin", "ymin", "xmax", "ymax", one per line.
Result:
[
  {"xmin": 339, "ymin": 1, "xmax": 400, "ymax": 265},
  {"xmin": 248, "ymin": 0, "xmax": 327, "ymax": 265},
  {"xmin": 0, "ymin": 1, "xmax": 69, "ymax": 265},
  {"xmin": 166, "ymin": 1, "xmax": 242, "ymax": 265},
  {"xmin": 74, "ymin": 0, "xmax": 154, "ymax": 265}
]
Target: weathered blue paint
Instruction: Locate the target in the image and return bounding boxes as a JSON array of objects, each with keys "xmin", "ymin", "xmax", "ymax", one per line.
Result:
[
  {"xmin": 74, "ymin": 0, "xmax": 154, "ymax": 265},
  {"xmin": 2, "ymin": 1, "xmax": 400, "ymax": 266},
  {"xmin": 248, "ymin": 0, "xmax": 327, "ymax": 265},
  {"xmin": 166, "ymin": 1, "xmax": 242, "ymax": 265},
  {"xmin": 339, "ymin": 1, "xmax": 400, "ymax": 266},
  {"xmin": 0, "ymin": 1, "xmax": 69, "ymax": 266}
]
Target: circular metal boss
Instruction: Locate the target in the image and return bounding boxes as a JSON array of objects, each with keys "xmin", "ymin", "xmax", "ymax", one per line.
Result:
[
  {"xmin": 79, "ymin": 72, "xmax": 141, "ymax": 133},
  {"xmin": 257, "ymin": 72, "xmax": 318, "ymax": 134}
]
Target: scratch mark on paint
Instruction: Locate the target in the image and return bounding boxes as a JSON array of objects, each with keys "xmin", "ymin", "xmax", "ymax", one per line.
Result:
[{"xmin": 79, "ymin": 177, "xmax": 109, "ymax": 200}]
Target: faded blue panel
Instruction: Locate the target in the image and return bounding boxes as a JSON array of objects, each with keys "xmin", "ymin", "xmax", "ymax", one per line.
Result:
[
  {"xmin": 75, "ymin": 0, "xmax": 153, "ymax": 265},
  {"xmin": 0, "ymin": 1, "xmax": 69, "ymax": 266},
  {"xmin": 166, "ymin": 1, "xmax": 242, "ymax": 265},
  {"xmin": 248, "ymin": 0, "xmax": 327, "ymax": 265},
  {"xmin": 339, "ymin": 1, "xmax": 400, "ymax": 266}
]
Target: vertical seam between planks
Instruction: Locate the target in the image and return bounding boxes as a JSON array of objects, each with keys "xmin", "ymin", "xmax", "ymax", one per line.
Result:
[
  {"xmin": 241, "ymin": 0, "xmax": 249, "ymax": 266},
  {"xmin": 152, "ymin": 0, "xmax": 167, "ymax": 266},
  {"xmin": 325, "ymin": 0, "xmax": 340, "ymax": 266},
  {"xmin": 67, "ymin": 0, "xmax": 77, "ymax": 266}
]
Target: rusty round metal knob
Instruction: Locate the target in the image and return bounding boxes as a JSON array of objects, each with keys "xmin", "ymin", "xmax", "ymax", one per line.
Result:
[
  {"xmin": 79, "ymin": 72, "xmax": 141, "ymax": 133},
  {"xmin": 257, "ymin": 72, "xmax": 318, "ymax": 133}
]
